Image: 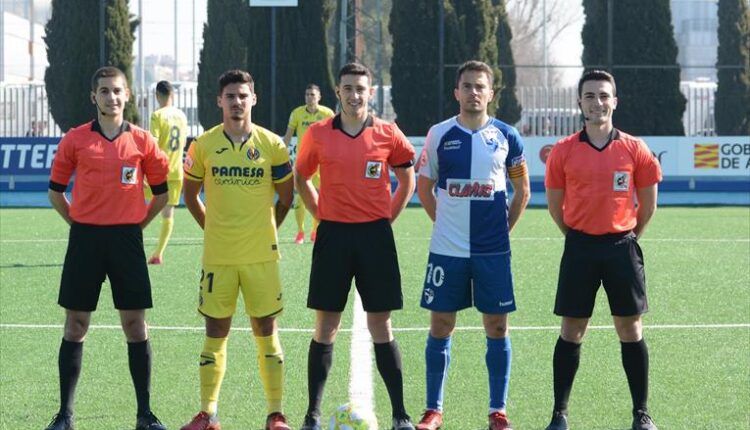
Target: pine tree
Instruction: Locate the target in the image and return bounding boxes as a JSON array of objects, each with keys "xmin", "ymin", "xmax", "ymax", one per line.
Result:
[
  {"xmin": 197, "ymin": 0, "xmax": 249, "ymax": 129},
  {"xmin": 389, "ymin": 0, "xmax": 443, "ymax": 135},
  {"xmin": 715, "ymin": 0, "xmax": 750, "ymax": 135},
  {"xmin": 247, "ymin": 0, "xmax": 336, "ymax": 132},
  {"xmin": 444, "ymin": 0, "xmax": 500, "ymax": 117},
  {"xmin": 390, "ymin": 0, "xmax": 499, "ymax": 135},
  {"xmin": 493, "ymin": 0, "xmax": 521, "ymax": 125},
  {"xmin": 44, "ymin": 0, "xmax": 139, "ymax": 131},
  {"xmin": 581, "ymin": 0, "xmax": 686, "ymax": 135}
]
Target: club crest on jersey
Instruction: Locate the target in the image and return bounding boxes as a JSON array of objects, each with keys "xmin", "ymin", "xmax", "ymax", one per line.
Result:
[
  {"xmin": 247, "ymin": 147, "xmax": 260, "ymax": 161},
  {"xmin": 446, "ymin": 178, "xmax": 494, "ymax": 200},
  {"xmin": 121, "ymin": 166, "xmax": 137, "ymax": 184},
  {"xmin": 613, "ymin": 171, "xmax": 630, "ymax": 191},
  {"xmin": 365, "ymin": 160, "xmax": 382, "ymax": 179}
]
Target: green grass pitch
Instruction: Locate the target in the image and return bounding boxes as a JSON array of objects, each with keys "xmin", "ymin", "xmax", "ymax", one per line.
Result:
[{"xmin": 1, "ymin": 206, "xmax": 748, "ymax": 429}]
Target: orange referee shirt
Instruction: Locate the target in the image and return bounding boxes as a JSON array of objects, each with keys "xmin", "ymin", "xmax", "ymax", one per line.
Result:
[
  {"xmin": 296, "ymin": 115, "xmax": 415, "ymax": 223},
  {"xmin": 50, "ymin": 120, "xmax": 169, "ymax": 225},
  {"xmin": 544, "ymin": 129, "xmax": 662, "ymax": 235}
]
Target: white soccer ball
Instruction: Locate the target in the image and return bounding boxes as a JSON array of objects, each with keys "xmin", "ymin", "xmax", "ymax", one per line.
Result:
[{"xmin": 328, "ymin": 403, "xmax": 372, "ymax": 430}]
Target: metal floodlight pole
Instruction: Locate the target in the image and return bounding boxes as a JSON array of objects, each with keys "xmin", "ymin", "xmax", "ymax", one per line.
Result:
[
  {"xmin": 193, "ymin": 0, "xmax": 197, "ymax": 80},
  {"xmin": 339, "ymin": 0, "xmax": 348, "ymax": 69},
  {"xmin": 607, "ymin": 0, "xmax": 613, "ymax": 71},
  {"xmin": 438, "ymin": 0, "xmax": 445, "ymax": 119},
  {"xmin": 543, "ymin": 0, "xmax": 548, "ymax": 88},
  {"xmin": 99, "ymin": 0, "xmax": 105, "ymax": 66},
  {"xmin": 29, "ymin": 0, "xmax": 35, "ymax": 80},
  {"xmin": 138, "ymin": 0, "xmax": 144, "ymax": 92},
  {"xmin": 174, "ymin": 0, "xmax": 178, "ymax": 80},
  {"xmin": 376, "ymin": 0, "xmax": 383, "ymax": 117},
  {"xmin": 271, "ymin": 7, "xmax": 277, "ymax": 131}
]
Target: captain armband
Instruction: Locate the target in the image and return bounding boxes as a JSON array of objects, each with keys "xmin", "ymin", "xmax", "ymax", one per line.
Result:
[{"xmin": 507, "ymin": 162, "xmax": 528, "ymax": 179}]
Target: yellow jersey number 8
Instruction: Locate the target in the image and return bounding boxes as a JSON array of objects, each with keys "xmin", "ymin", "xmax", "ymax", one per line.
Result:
[{"xmin": 168, "ymin": 125, "xmax": 181, "ymax": 151}]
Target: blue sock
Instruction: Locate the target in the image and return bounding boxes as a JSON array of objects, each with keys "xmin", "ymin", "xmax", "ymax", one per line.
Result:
[
  {"xmin": 486, "ymin": 336, "xmax": 512, "ymax": 410},
  {"xmin": 425, "ymin": 334, "xmax": 451, "ymax": 411}
]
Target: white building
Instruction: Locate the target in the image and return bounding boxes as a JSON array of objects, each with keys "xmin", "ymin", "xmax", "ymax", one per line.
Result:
[
  {"xmin": 1, "ymin": 0, "xmax": 51, "ymax": 82},
  {"xmin": 671, "ymin": 0, "xmax": 719, "ymax": 82}
]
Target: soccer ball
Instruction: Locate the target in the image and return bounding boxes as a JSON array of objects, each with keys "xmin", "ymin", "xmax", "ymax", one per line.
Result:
[{"xmin": 328, "ymin": 403, "xmax": 372, "ymax": 430}]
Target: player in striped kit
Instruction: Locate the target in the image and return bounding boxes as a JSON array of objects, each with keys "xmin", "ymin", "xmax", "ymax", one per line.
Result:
[{"xmin": 415, "ymin": 61, "xmax": 530, "ymax": 430}]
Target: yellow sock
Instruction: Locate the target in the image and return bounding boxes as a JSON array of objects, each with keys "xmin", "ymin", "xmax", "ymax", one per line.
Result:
[
  {"xmin": 294, "ymin": 201, "xmax": 306, "ymax": 233},
  {"xmin": 153, "ymin": 217, "xmax": 174, "ymax": 258},
  {"xmin": 312, "ymin": 216, "xmax": 319, "ymax": 233},
  {"xmin": 255, "ymin": 333, "xmax": 284, "ymax": 414},
  {"xmin": 199, "ymin": 336, "xmax": 228, "ymax": 415}
]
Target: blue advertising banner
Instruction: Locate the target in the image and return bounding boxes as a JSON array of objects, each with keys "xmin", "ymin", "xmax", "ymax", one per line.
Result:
[{"xmin": 0, "ymin": 137, "xmax": 61, "ymax": 175}]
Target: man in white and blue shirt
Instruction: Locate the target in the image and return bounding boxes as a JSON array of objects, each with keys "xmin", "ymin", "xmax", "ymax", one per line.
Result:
[{"xmin": 415, "ymin": 61, "xmax": 530, "ymax": 430}]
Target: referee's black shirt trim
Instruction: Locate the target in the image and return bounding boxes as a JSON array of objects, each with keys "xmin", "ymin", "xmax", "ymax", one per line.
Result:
[
  {"xmin": 332, "ymin": 114, "xmax": 374, "ymax": 139},
  {"xmin": 579, "ymin": 127, "xmax": 620, "ymax": 152},
  {"xmin": 150, "ymin": 181, "xmax": 168, "ymax": 195},
  {"xmin": 49, "ymin": 180, "xmax": 67, "ymax": 192}
]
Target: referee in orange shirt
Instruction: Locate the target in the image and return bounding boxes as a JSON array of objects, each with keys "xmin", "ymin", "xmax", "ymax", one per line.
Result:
[
  {"xmin": 294, "ymin": 63, "xmax": 416, "ymax": 430},
  {"xmin": 543, "ymin": 70, "xmax": 662, "ymax": 430},
  {"xmin": 45, "ymin": 67, "xmax": 169, "ymax": 430}
]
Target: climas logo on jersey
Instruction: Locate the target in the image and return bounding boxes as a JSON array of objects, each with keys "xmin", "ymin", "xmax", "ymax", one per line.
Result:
[{"xmin": 446, "ymin": 178, "xmax": 494, "ymax": 200}]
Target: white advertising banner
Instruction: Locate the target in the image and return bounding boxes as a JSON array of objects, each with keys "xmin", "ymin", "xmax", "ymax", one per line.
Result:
[{"xmin": 409, "ymin": 135, "xmax": 750, "ymax": 178}]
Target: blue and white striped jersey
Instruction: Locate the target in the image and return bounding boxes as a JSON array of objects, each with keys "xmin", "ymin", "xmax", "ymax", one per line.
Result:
[{"xmin": 418, "ymin": 116, "xmax": 525, "ymax": 257}]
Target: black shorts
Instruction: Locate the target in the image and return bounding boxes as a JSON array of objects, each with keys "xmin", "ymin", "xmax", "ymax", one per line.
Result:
[
  {"xmin": 307, "ymin": 219, "xmax": 403, "ymax": 313},
  {"xmin": 59, "ymin": 223, "xmax": 152, "ymax": 311},
  {"xmin": 554, "ymin": 229, "xmax": 648, "ymax": 318}
]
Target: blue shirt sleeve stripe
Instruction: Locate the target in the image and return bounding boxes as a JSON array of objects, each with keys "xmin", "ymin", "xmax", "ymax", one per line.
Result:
[{"xmin": 272, "ymin": 162, "xmax": 292, "ymax": 180}]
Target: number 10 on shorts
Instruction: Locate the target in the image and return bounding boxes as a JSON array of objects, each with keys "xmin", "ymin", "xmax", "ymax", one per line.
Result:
[{"xmin": 425, "ymin": 263, "xmax": 445, "ymax": 287}]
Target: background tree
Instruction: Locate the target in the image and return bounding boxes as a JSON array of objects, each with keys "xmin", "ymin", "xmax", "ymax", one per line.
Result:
[
  {"xmin": 444, "ymin": 0, "xmax": 500, "ymax": 117},
  {"xmin": 45, "ymin": 0, "xmax": 139, "ymax": 131},
  {"xmin": 389, "ymin": 0, "xmax": 442, "ymax": 135},
  {"xmin": 493, "ymin": 0, "xmax": 522, "ymax": 124},
  {"xmin": 582, "ymin": 0, "xmax": 686, "ymax": 135},
  {"xmin": 197, "ymin": 0, "xmax": 249, "ymax": 129},
  {"xmin": 715, "ymin": 0, "xmax": 750, "ymax": 135},
  {"xmin": 247, "ymin": 0, "xmax": 336, "ymax": 132}
]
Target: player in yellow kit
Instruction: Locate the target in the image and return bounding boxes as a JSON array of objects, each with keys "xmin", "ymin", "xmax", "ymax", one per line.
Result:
[
  {"xmin": 145, "ymin": 80, "xmax": 188, "ymax": 265},
  {"xmin": 181, "ymin": 69, "xmax": 294, "ymax": 430},
  {"xmin": 282, "ymin": 84, "xmax": 334, "ymax": 244}
]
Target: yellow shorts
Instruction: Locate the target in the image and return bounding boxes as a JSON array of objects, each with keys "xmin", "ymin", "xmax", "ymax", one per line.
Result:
[
  {"xmin": 144, "ymin": 179, "xmax": 182, "ymax": 206},
  {"xmin": 198, "ymin": 261, "xmax": 284, "ymax": 319}
]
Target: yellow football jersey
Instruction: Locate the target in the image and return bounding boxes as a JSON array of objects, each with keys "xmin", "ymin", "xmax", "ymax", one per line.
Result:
[
  {"xmin": 287, "ymin": 105, "xmax": 335, "ymax": 162},
  {"xmin": 150, "ymin": 106, "xmax": 188, "ymax": 181},
  {"xmin": 184, "ymin": 124, "xmax": 292, "ymax": 265}
]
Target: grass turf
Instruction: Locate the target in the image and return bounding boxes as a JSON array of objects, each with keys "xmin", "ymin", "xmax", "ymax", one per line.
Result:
[{"xmin": 1, "ymin": 206, "xmax": 748, "ymax": 429}]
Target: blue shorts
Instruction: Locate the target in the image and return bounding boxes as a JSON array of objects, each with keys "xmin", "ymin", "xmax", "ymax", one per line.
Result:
[{"xmin": 420, "ymin": 252, "xmax": 516, "ymax": 314}]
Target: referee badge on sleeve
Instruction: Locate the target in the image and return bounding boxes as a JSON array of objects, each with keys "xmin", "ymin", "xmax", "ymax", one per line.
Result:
[
  {"xmin": 365, "ymin": 160, "xmax": 382, "ymax": 179},
  {"xmin": 121, "ymin": 166, "xmax": 138, "ymax": 184},
  {"xmin": 613, "ymin": 171, "xmax": 630, "ymax": 191}
]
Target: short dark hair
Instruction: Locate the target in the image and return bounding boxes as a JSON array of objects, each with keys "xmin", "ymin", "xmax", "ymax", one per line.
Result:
[
  {"xmin": 337, "ymin": 63, "xmax": 372, "ymax": 84},
  {"xmin": 155, "ymin": 80, "xmax": 174, "ymax": 97},
  {"xmin": 90, "ymin": 66, "xmax": 127, "ymax": 91},
  {"xmin": 306, "ymin": 83, "xmax": 321, "ymax": 92},
  {"xmin": 218, "ymin": 69, "xmax": 254, "ymax": 95},
  {"xmin": 455, "ymin": 60, "xmax": 494, "ymax": 88},
  {"xmin": 578, "ymin": 70, "xmax": 616, "ymax": 98}
]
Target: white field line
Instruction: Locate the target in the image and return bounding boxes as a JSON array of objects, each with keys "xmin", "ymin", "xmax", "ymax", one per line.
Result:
[
  {"xmin": 349, "ymin": 292, "xmax": 377, "ymax": 428},
  {"xmin": 1, "ymin": 323, "xmax": 748, "ymax": 332},
  {"xmin": 1, "ymin": 236, "xmax": 749, "ymax": 244}
]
